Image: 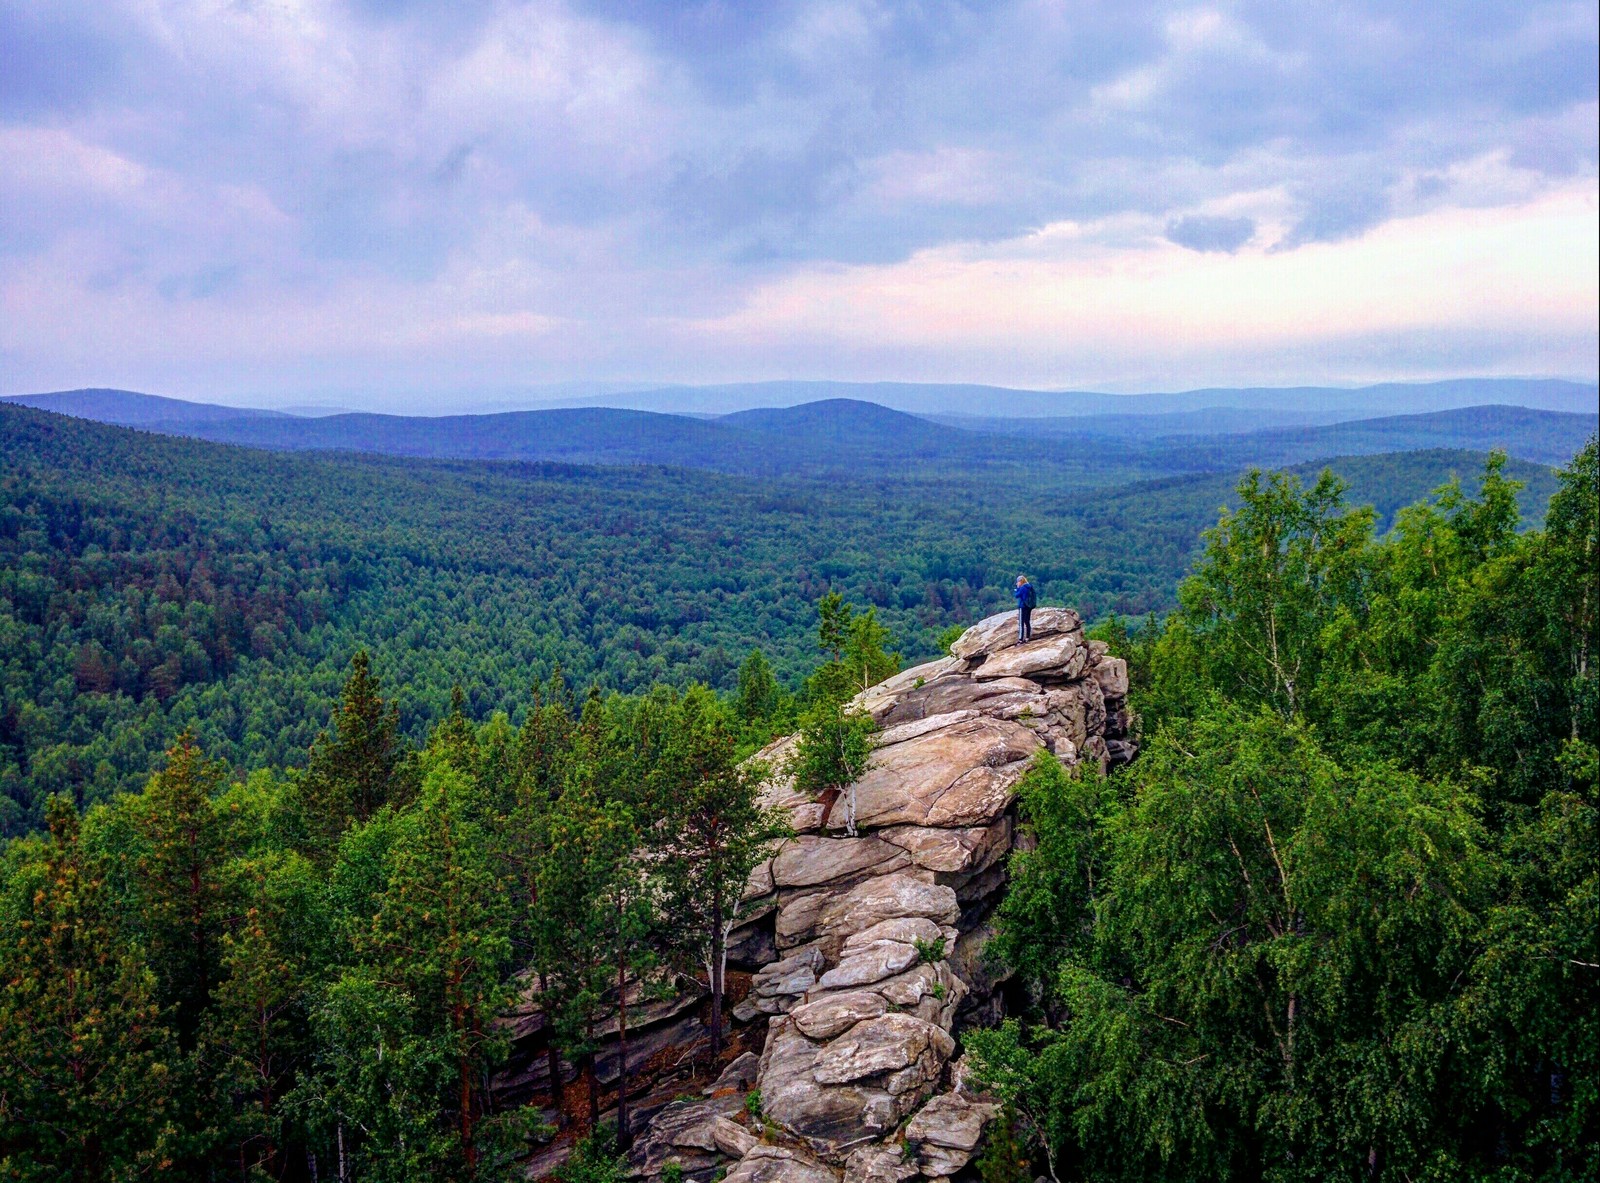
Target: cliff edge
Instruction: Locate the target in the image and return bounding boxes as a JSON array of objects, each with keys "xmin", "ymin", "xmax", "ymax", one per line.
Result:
[{"xmin": 628, "ymin": 607, "xmax": 1135, "ymax": 1183}]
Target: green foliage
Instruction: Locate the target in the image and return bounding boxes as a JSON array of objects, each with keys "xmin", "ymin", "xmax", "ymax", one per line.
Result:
[
  {"xmin": 0, "ymin": 796, "xmax": 180, "ymax": 1181},
  {"xmin": 786, "ymin": 699, "xmax": 876, "ymax": 836},
  {"xmin": 974, "ymin": 440, "xmax": 1600, "ymax": 1182},
  {"xmin": 912, "ymin": 935, "xmax": 946, "ymax": 965},
  {"xmin": 807, "ymin": 597, "xmax": 901, "ymax": 706},
  {"xmin": 975, "ymin": 1106, "xmax": 1033, "ymax": 1183},
  {"xmin": 554, "ymin": 1125, "xmax": 625, "ymax": 1183},
  {"xmin": 0, "ymin": 404, "xmax": 1566, "ymax": 835},
  {"xmin": 0, "ymin": 410, "xmax": 1592, "ymax": 1181},
  {"xmin": 646, "ymin": 686, "xmax": 789, "ymax": 1056}
]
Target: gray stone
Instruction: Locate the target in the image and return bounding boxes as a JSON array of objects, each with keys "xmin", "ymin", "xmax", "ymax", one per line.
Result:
[
  {"xmin": 873, "ymin": 961, "xmax": 964, "ymax": 1011},
  {"xmin": 949, "ymin": 608, "xmax": 1082, "ymax": 660},
  {"xmin": 852, "ymin": 658, "xmax": 962, "ymax": 721},
  {"xmin": 875, "ymin": 677, "xmax": 1044, "ymax": 729},
  {"xmin": 754, "ymin": 946, "xmax": 824, "ymax": 997},
  {"xmin": 813, "ymin": 875, "xmax": 959, "ymax": 945},
  {"xmin": 710, "ymin": 1117, "xmax": 758, "ymax": 1158},
  {"xmin": 772, "ymin": 836, "xmax": 911, "ymax": 890},
  {"xmin": 812, "ymin": 1014, "xmax": 956, "ymax": 1086},
  {"xmin": 723, "ymin": 1145, "xmax": 841, "ymax": 1183},
  {"xmin": 816, "ymin": 940, "xmax": 921, "ymax": 990},
  {"xmin": 971, "ymin": 633, "xmax": 1088, "ymax": 682},
  {"xmin": 843, "ymin": 1144, "xmax": 918, "ymax": 1183},
  {"xmin": 629, "ymin": 1094, "xmax": 748, "ymax": 1177},
  {"xmin": 905, "ymin": 1093, "xmax": 999, "ymax": 1177},
  {"xmin": 841, "ymin": 917, "xmax": 946, "ymax": 953},
  {"xmin": 758, "ymin": 1018, "xmax": 903, "ymax": 1152},
  {"xmin": 1091, "ymin": 656, "xmax": 1129, "ymax": 698},
  {"xmin": 873, "ymin": 710, "xmax": 982, "ymax": 748},
  {"xmin": 841, "ymin": 717, "xmax": 1039, "ymax": 830},
  {"xmin": 876, "ymin": 819, "xmax": 1010, "ymax": 875},
  {"xmin": 704, "ymin": 1051, "xmax": 762, "ymax": 1096},
  {"xmin": 776, "ymin": 892, "xmax": 834, "ymax": 949},
  {"xmin": 790, "ymin": 990, "xmax": 889, "ymax": 1040}
]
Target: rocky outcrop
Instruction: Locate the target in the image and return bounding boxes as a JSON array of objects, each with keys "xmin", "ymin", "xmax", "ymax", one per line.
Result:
[{"xmin": 626, "ymin": 607, "xmax": 1135, "ymax": 1183}]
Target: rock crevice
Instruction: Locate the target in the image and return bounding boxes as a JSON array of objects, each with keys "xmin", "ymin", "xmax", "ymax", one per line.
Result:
[{"xmin": 626, "ymin": 607, "xmax": 1135, "ymax": 1183}]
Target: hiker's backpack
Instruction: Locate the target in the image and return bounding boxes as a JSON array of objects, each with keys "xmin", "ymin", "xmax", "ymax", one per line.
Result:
[{"xmin": 1022, "ymin": 583, "xmax": 1037, "ymax": 609}]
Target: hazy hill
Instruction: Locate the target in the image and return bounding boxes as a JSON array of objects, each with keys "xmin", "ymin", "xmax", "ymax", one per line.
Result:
[
  {"xmin": 2, "ymin": 387, "xmax": 288, "ymax": 426},
  {"xmin": 1178, "ymin": 405, "xmax": 1599, "ymax": 468},
  {"xmin": 5, "ymin": 387, "xmax": 1592, "ymax": 482},
  {"xmin": 527, "ymin": 376, "xmax": 1597, "ymax": 417}
]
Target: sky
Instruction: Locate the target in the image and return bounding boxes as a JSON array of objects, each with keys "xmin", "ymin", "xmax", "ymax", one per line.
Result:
[{"xmin": 2, "ymin": 1, "xmax": 1596, "ymax": 410}]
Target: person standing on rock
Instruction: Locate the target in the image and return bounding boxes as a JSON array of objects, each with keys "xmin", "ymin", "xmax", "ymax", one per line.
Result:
[{"xmin": 1014, "ymin": 574, "xmax": 1036, "ymax": 642}]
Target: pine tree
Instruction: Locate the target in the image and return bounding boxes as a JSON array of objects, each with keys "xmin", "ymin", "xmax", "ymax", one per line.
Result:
[
  {"xmin": 0, "ymin": 797, "xmax": 180, "ymax": 1181},
  {"xmin": 297, "ymin": 651, "xmax": 406, "ymax": 859},
  {"xmin": 735, "ymin": 649, "xmax": 780, "ymax": 728},
  {"xmin": 650, "ymin": 688, "xmax": 788, "ymax": 1060},
  {"xmin": 204, "ymin": 849, "xmax": 327, "ymax": 1179},
  {"xmin": 133, "ymin": 730, "xmax": 229, "ymax": 1045},
  {"xmin": 367, "ymin": 764, "xmax": 515, "ymax": 1175}
]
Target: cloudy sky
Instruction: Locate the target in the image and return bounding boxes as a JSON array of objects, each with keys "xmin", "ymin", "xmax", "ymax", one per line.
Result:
[{"xmin": 2, "ymin": 1, "xmax": 1596, "ymax": 408}]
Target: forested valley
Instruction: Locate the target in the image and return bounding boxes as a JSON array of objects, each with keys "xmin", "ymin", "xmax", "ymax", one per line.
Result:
[
  {"xmin": 0, "ymin": 405, "xmax": 1562, "ymax": 834},
  {"xmin": 0, "ymin": 406, "xmax": 1594, "ymax": 1181}
]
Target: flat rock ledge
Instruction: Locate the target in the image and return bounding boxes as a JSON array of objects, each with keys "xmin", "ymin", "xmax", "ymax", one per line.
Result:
[{"xmin": 628, "ymin": 608, "xmax": 1135, "ymax": 1183}]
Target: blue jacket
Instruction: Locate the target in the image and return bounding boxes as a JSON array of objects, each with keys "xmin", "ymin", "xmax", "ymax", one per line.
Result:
[{"xmin": 1014, "ymin": 583, "xmax": 1034, "ymax": 608}]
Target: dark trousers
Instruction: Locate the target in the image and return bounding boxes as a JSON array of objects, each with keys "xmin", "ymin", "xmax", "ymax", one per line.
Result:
[{"xmin": 1018, "ymin": 605, "xmax": 1032, "ymax": 641}]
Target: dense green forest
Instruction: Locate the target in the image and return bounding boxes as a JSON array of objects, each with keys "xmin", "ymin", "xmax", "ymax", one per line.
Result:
[
  {"xmin": 971, "ymin": 443, "xmax": 1598, "ymax": 1181},
  {"xmin": 0, "ymin": 436, "xmax": 1592, "ymax": 1182},
  {"xmin": 0, "ymin": 405, "xmax": 1564, "ymax": 834}
]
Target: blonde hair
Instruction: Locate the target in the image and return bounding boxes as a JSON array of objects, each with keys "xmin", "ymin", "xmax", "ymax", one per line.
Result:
[{"xmin": 1016, "ymin": 574, "xmax": 1028, "ymax": 584}]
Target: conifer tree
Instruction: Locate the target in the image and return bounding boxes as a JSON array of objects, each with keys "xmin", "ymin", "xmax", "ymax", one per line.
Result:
[
  {"xmin": 312, "ymin": 763, "xmax": 519, "ymax": 1180},
  {"xmin": 133, "ymin": 729, "xmax": 229, "ymax": 1044},
  {"xmin": 0, "ymin": 797, "xmax": 180, "ymax": 1180},
  {"xmin": 734, "ymin": 648, "xmax": 783, "ymax": 739},
  {"xmin": 204, "ymin": 849, "xmax": 327, "ymax": 1179},
  {"xmin": 298, "ymin": 651, "xmax": 405, "ymax": 859},
  {"xmin": 650, "ymin": 688, "xmax": 787, "ymax": 1059}
]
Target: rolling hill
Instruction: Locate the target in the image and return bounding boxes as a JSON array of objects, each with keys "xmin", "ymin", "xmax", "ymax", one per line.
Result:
[{"xmin": 4, "ymin": 389, "xmax": 1593, "ymax": 482}]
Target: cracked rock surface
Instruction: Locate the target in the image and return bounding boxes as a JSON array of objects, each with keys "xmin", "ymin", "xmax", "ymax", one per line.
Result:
[{"xmin": 630, "ymin": 608, "xmax": 1135, "ymax": 1182}]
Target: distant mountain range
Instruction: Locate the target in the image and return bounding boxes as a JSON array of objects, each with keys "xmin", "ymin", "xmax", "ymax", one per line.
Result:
[
  {"xmin": 3, "ymin": 382, "xmax": 1595, "ymax": 479},
  {"xmin": 503, "ymin": 376, "xmax": 1599, "ymax": 419}
]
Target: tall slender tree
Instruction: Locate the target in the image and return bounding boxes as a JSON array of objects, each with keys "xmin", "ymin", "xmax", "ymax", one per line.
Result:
[
  {"xmin": 650, "ymin": 688, "xmax": 787, "ymax": 1060},
  {"xmin": 133, "ymin": 730, "xmax": 229, "ymax": 1045},
  {"xmin": 0, "ymin": 797, "xmax": 180, "ymax": 1181}
]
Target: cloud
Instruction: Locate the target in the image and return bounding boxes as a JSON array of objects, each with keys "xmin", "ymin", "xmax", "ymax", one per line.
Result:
[
  {"xmin": 0, "ymin": 0, "xmax": 1595, "ymax": 401},
  {"xmin": 1166, "ymin": 214, "xmax": 1256, "ymax": 252}
]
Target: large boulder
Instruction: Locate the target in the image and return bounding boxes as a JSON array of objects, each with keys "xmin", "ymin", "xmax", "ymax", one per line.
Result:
[
  {"xmin": 812, "ymin": 1014, "xmax": 956, "ymax": 1086},
  {"xmin": 853, "ymin": 658, "xmax": 962, "ymax": 721},
  {"xmin": 723, "ymin": 1145, "xmax": 841, "ymax": 1183},
  {"xmin": 970, "ymin": 632, "xmax": 1088, "ymax": 682},
  {"xmin": 842, "ymin": 716, "xmax": 1039, "ymax": 830},
  {"xmin": 816, "ymin": 940, "xmax": 922, "ymax": 990},
  {"xmin": 949, "ymin": 608, "xmax": 1082, "ymax": 660},
  {"xmin": 772, "ymin": 836, "xmax": 911, "ymax": 889},
  {"xmin": 759, "ymin": 1019, "xmax": 903, "ymax": 1151},
  {"xmin": 875, "ymin": 679, "xmax": 1044, "ymax": 729},
  {"xmin": 812, "ymin": 875, "xmax": 959, "ymax": 945},
  {"xmin": 626, "ymin": 605, "xmax": 1138, "ymax": 1179},
  {"xmin": 904, "ymin": 1093, "xmax": 999, "ymax": 1177},
  {"xmin": 790, "ymin": 991, "xmax": 890, "ymax": 1040},
  {"xmin": 876, "ymin": 820, "xmax": 1010, "ymax": 875}
]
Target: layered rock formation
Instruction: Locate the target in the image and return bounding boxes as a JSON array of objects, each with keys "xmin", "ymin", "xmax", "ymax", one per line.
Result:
[{"xmin": 629, "ymin": 607, "xmax": 1134, "ymax": 1183}]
